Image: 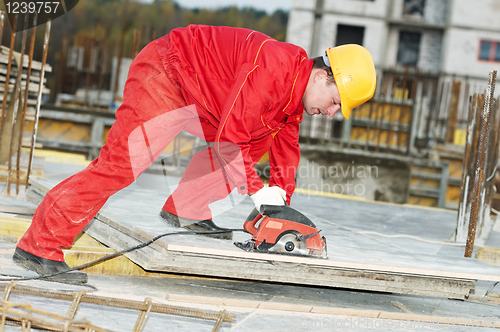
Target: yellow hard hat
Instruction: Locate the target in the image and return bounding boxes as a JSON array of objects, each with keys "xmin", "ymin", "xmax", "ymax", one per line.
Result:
[{"xmin": 326, "ymin": 44, "xmax": 376, "ymax": 120}]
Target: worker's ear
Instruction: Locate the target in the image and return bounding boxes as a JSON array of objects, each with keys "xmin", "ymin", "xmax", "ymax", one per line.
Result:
[{"xmin": 313, "ymin": 69, "xmax": 329, "ymax": 83}]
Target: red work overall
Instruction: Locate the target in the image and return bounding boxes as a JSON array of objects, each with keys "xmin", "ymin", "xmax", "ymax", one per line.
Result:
[{"xmin": 18, "ymin": 25, "xmax": 311, "ymax": 261}]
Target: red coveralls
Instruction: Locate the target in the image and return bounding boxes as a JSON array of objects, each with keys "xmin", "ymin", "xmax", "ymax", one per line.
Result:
[{"xmin": 17, "ymin": 25, "xmax": 313, "ymax": 261}]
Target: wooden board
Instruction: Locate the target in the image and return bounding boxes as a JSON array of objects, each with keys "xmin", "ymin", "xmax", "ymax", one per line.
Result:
[{"xmin": 26, "ymin": 177, "xmax": 500, "ymax": 299}]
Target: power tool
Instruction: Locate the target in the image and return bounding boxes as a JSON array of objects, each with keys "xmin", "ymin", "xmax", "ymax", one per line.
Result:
[{"xmin": 234, "ymin": 205, "xmax": 327, "ymax": 258}]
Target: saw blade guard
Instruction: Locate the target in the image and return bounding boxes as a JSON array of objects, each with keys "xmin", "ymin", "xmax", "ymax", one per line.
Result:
[{"xmin": 242, "ymin": 205, "xmax": 327, "ymax": 258}]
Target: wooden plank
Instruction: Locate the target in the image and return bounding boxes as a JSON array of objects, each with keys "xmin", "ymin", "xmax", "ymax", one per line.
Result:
[
  {"xmin": 85, "ymin": 217, "xmax": 474, "ymax": 300},
  {"xmin": 0, "ymin": 204, "xmax": 36, "ymax": 215},
  {"xmin": 0, "ymin": 48, "xmax": 53, "ymax": 72},
  {"xmin": 0, "ymin": 165, "xmax": 44, "ymax": 184}
]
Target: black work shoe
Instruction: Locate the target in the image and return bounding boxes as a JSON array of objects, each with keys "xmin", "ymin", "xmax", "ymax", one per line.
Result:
[
  {"xmin": 159, "ymin": 210, "xmax": 233, "ymax": 240},
  {"xmin": 13, "ymin": 247, "xmax": 88, "ymax": 284}
]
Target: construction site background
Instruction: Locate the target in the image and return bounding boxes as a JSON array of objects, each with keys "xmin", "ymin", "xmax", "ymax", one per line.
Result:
[{"xmin": 0, "ymin": 0, "xmax": 499, "ymax": 214}]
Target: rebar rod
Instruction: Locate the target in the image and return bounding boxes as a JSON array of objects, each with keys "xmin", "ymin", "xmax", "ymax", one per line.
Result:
[
  {"xmin": 465, "ymin": 71, "xmax": 497, "ymax": 257},
  {"xmin": 112, "ymin": 28, "xmax": 125, "ymax": 104},
  {"xmin": 0, "ymin": 14, "xmax": 17, "ymax": 147},
  {"xmin": 66, "ymin": 290, "xmax": 86, "ymax": 320},
  {"xmin": 25, "ymin": 19, "xmax": 51, "ymax": 190},
  {"xmin": 211, "ymin": 310, "xmax": 227, "ymax": 332},
  {"xmin": 7, "ymin": 14, "xmax": 28, "ymax": 196},
  {"xmin": 0, "ymin": 12, "xmax": 6, "ymax": 130},
  {"xmin": 16, "ymin": 12, "xmax": 37, "ymax": 195},
  {"xmin": 132, "ymin": 298, "xmax": 152, "ymax": 332}
]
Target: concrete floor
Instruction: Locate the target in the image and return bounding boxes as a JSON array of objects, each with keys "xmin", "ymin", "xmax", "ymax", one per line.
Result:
[{"xmin": 1, "ymin": 153, "xmax": 500, "ymax": 331}]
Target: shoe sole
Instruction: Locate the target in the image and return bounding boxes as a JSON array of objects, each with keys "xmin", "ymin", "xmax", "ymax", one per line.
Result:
[
  {"xmin": 183, "ymin": 224, "xmax": 233, "ymax": 240},
  {"xmin": 160, "ymin": 210, "xmax": 233, "ymax": 240},
  {"xmin": 13, "ymin": 250, "xmax": 88, "ymax": 284},
  {"xmin": 159, "ymin": 210, "xmax": 181, "ymax": 227}
]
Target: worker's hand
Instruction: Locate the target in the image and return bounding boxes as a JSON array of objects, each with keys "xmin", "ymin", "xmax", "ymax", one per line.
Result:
[{"xmin": 249, "ymin": 186, "xmax": 286, "ymax": 211}]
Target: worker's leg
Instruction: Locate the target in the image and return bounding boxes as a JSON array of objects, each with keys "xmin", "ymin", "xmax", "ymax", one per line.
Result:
[
  {"xmin": 17, "ymin": 41, "xmax": 194, "ymax": 262},
  {"xmin": 162, "ymin": 137, "xmax": 273, "ymax": 223},
  {"xmin": 162, "ymin": 145, "xmax": 237, "ymax": 222}
]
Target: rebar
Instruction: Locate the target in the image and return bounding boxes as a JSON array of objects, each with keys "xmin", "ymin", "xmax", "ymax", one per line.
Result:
[
  {"xmin": 132, "ymin": 298, "xmax": 152, "ymax": 332},
  {"xmin": 84, "ymin": 37, "xmax": 95, "ymax": 107},
  {"xmin": 112, "ymin": 28, "xmax": 125, "ymax": 103},
  {"xmin": 1, "ymin": 299, "xmax": 111, "ymax": 332},
  {"xmin": 0, "ymin": 12, "xmax": 6, "ymax": 130},
  {"xmin": 0, "ymin": 283, "xmax": 234, "ymax": 323},
  {"xmin": 16, "ymin": 12, "xmax": 37, "ymax": 195},
  {"xmin": 0, "ymin": 14, "xmax": 17, "ymax": 144},
  {"xmin": 465, "ymin": 70, "xmax": 497, "ymax": 257},
  {"xmin": 455, "ymin": 94, "xmax": 482, "ymax": 242},
  {"xmin": 211, "ymin": 310, "xmax": 227, "ymax": 332},
  {"xmin": 66, "ymin": 290, "xmax": 86, "ymax": 320},
  {"xmin": 7, "ymin": 14, "xmax": 29, "ymax": 196},
  {"xmin": 26, "ymin": 19, "xmax": 51, "ymax": 190}
]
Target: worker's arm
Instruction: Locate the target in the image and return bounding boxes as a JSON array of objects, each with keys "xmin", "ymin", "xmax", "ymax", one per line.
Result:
[
  {"xmin": 268, "ymin": 113, "xmax": 302, "ymax": 204},
  {"xmin": 214, "ymin": 63, "xmax": 283, "ymax": 196}
]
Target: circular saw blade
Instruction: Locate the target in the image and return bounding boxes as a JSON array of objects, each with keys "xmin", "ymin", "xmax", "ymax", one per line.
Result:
[{"xmin": 268, "ymin": 232, "xmax": 309, "ymax": 256}]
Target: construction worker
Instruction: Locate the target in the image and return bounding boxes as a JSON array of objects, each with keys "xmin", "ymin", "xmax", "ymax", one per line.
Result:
[{"xmin": 13, "ymin": 25, "xmax": 376, "ymax": 283}]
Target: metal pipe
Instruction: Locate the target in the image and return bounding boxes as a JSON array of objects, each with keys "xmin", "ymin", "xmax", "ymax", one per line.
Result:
[
  {"xmin": 25, "ymin": 19, "xmax": 51, "ymax": 189},
  {"xmin": 465, "ymin": 71, "xmax": 497, "ymax": 257}
]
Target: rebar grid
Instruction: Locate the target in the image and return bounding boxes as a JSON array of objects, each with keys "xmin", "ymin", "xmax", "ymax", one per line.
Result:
[
  {"xmin": 1, "ymin": 299, "xmax": 113, "ymax": 332},
  {"xmin": 0, "ymin": 282, "xmax": 233, "ymax": 332}
]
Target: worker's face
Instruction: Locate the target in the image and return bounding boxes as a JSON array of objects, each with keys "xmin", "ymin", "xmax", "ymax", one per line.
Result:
[{"xmin": 303, "ymin": 69, "xmax": 342, "ymax": 118}]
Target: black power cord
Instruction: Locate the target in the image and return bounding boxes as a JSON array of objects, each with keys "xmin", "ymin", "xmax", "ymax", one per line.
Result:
[{"xmin": 1, "ymin": 228, "xmax": 245, "ymax": 288}]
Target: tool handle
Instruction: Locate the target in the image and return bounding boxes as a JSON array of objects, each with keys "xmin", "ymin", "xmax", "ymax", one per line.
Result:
[{"xmin": 243, "ymin": 208, "xmax": 262, "ymax": 235}]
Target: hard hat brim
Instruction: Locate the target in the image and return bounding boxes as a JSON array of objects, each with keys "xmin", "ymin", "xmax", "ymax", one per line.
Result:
[{"xmin": 341, "ymin": 104, "xmax": 351, "ymax": 120}]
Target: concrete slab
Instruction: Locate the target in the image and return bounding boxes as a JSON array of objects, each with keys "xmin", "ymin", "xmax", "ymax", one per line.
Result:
[{"xmin": 24, "ymin": 174, "xmax": 500, "ymax": 300}]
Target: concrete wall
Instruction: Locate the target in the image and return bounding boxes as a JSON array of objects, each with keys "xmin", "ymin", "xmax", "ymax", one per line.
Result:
[
  {"xmin": 383, "ymin": 28, "xmax": 443, "ymax": 74},
  {"xmin": 286, "ymin": 8, "xmax": 315, "ymax": 52},
  {"xmin": 440, "ymin": 0, "xmax": 500, "ymax": 78},
  {"xmin": 287, "ymin": 0, "xmax": 388, "ymax": 64},
  {"xmin": 442, "ymin": 28, "xmax": 500, "ymax": 78},
  {"xmin": 450, "ymin": 0, "xmax": 500, "ymax": 30},
  {"xmin": 287, "ymin": 0, "xmax": 500, "ymax": 78},
  {"xmin": 323, "ymin": 0, "xmax": 389, "ymax": 18},
  {"xmin": 390, "ymin": 0, "xmax": 448, "ymax": 25},
  {"xmin": 423, "ymin": 0, "xmax": 448, "ymax": 25},
  {"xmin": 315, "ymin": 14, "xmax": 387, "ymax": 63}
]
